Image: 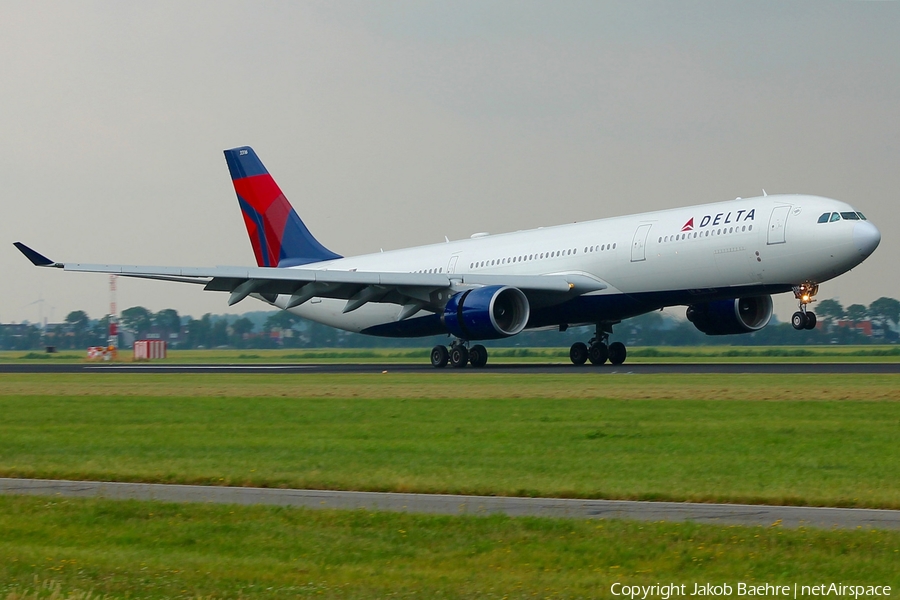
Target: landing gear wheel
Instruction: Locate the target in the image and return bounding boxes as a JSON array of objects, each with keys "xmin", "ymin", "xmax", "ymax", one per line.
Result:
[
  {"xmin": 570, "ymin": 342, "xmax": 588, "ymax": 365},
  {"xmin": 608, "ymin": 342, "xmax": 627, "ymax": 366},
  {"xmin": 469, "ymin": 344, "xmax": 488, "ymax": 368},
  {"xmin": 804, "ymin": 312, "xmax": 817, "ymax": 330},
  {"xmin": 791, "ymin": 311, "xmax": 808, "ymax": 331},
  {"xmin": 430, "ymin": 345, "xmax": 449, "ymax": 368},
  {"xmin": 449, "ymin": 345, "xmax": 469, "ymax": 368},
  {"xmin": 588, "ymin": 343, "xmax": 609, "ymax": 365}
]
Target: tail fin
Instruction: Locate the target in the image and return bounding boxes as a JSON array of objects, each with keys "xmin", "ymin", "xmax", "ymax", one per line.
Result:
[{"xmin": 224, "ymin": 146, "xmax": 342, "ymax": 267}]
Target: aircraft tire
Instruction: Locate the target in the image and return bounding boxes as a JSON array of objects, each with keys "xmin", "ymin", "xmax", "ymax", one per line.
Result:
[
  {"xmin": 570, "ymin": 342, "xmax": 588, "ymax": 365},
  {"xmin": 588, "ymin": 343, "xmax": 609, "ymax": 365},
  {"xmin": 608, "ymin": 341, "xmax": 627, "ymax": 365},
  {"xmin": 469, "ymin": 344, "xmax": 488, "ymax": 368},
  {"xmin": 804, "ymin": 312, "xmax": 817, "ymax": 330},
  {"xmin": 449, "ymin": 345, "xmax": 469, "ymax": 368},
  {"xmin": 430, "ymin": 345, "xmax": 449, "ymax": 368},
  {"xmin": 791, "ymin": 311, "xmax": 808, "ymax": 330}
]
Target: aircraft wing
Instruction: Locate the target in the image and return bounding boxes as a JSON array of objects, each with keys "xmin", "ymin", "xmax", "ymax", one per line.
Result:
[{"xmin": 14, "ymin": 242, "xmax": 606, "ymax": 318}]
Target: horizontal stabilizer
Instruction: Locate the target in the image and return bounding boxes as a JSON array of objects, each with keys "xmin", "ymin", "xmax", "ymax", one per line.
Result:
[{"xmin": 13, "ymin": 242, "xmax": 56, "ymax": 267}]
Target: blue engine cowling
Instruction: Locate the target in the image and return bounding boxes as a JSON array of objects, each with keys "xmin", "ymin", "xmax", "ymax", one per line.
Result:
[
  {"xmin": 443, "ymin": 285, "xmax": 530, "ymax": 340},
  {"xmin": 686, "ymin": 295, "xmax": 773, "ymax": 335}
]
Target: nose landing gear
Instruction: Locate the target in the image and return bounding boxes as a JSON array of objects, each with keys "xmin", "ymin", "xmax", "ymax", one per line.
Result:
[
  {"xmin": 791, "ymin": 282, "xmax": 819, "ymax": 330},
  {"xmin": 569, "ymin": 324, "xmax": 627, "ymax": 366}
]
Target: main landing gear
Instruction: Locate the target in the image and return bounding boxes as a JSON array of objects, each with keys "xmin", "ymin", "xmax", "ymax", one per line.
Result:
[
  {"xmin": 431, "ymin": 341, "xmax": 489, "ymax": 368},
  {"xmin": 791, "ymin": 282, "xmax": 819, "ymax": 331},
  {"xmin": 569, "ymin": 324, "xmax": 627, "ymax": 366}
]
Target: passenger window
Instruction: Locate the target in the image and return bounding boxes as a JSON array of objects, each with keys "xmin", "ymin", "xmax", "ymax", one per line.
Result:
[
  {"xmin": 840, "ymin": 212, "xmax": 860, "ymax": 220},
  {"xmin": 830, "ymin": 213, "xmax": 841, "ymax": 222},
  {"xmin": 817, "ymin": 213, "xmax": 830, "ymax": 224}
]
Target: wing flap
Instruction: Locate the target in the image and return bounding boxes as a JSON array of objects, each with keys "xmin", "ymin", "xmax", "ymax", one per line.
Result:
[{"xmin": 16, "ymin": 244, "xmax": 606, "ymax": 310}]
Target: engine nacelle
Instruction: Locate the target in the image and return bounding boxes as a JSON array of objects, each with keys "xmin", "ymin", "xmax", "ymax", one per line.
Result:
[
  {"xmin": 686, "ymin": 295, "xmax": 773, "ymax": 336},
  {"xmin": 443, "ymin": 285, "xmax": 530, "ymax": 340}
]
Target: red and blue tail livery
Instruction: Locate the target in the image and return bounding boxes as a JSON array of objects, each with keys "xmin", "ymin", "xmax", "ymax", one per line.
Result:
[{"xmin": 224, "ymin": 146, "xmax": 341, "ymax": 267}]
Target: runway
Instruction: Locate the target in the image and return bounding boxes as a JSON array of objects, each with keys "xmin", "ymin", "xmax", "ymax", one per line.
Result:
[
  {"xmin": 1, "ymin": 361, "xmax": 899, "ymax": 374},
  {"xmin": 2, "ymin": 477, "xmax": 897, "ymax": 530}
]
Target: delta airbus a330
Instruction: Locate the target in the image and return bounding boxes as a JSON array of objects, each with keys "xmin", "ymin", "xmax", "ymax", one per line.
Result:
[{"xmin": 15, "ymin": 146, "xmax": 881, "ymax": 368}]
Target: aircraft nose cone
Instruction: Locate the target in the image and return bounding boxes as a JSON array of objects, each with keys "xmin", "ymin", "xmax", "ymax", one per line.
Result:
[{"xmin": 853, "ymin": 220, "xmax": 881, "ymax": 257}]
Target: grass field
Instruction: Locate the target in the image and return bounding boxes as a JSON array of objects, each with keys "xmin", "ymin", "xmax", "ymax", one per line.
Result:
[
  {"xmin": 2, "ymin": 371, "xmax": 899, "ymax": 598},
  {"xmin": 2, "ymin": 345, "xmax": 900, "ymax": 364},
  {"xmin": 1, "ymin": 373, "xmax": 899, "ymax": 508},
  {"xmin": 1, "ymin": 495, "xmax": 898, "ymax": 599}
]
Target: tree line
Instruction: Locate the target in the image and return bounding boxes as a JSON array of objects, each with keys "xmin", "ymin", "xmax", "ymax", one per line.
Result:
[{"xmin": 1, "ymin": 296, "xmax": 897, "ymax": 351}]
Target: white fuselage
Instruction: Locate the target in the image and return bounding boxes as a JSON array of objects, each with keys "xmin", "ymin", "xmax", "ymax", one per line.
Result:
[{"xmin": 272, "ymin": 194, "xmax": 879, "ymax": 334}]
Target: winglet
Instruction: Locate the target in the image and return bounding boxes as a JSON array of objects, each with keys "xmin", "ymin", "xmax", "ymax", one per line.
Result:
[{"xmin": 13, "ymin": 242, "xmax": 57, "ymax": 267}]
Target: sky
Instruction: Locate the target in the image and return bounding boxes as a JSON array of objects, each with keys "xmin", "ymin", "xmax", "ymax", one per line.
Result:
[{"xmin": 1, "ymin": 1, "xmax": 897, "ymax": 325}]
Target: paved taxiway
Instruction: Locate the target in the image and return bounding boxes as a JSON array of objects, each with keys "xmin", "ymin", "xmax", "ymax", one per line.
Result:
[
  {"xmin": 1, "ymin": 362, "xmax": 899, "ymax": 374},
  {"xmin": 2, "ymin": 478, "xmax": 898, "ymax": 530}
]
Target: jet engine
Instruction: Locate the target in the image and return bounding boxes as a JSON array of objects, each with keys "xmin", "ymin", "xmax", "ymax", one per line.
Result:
[
  {"xmin": 443, "ymin": 285, "xmax": 530, "ymax": 340},
  {"xmin": 686, "ymin": 295, "xmax": 773, "ymax": 336}
]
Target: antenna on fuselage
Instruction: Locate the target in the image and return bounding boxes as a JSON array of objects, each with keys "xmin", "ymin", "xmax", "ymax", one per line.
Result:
[{"xmin": 762, "ymin": 189, "xmax": 768, "ymax": 197}]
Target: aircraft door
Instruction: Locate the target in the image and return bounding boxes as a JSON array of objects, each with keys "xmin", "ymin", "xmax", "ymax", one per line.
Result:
[
  {"xmin": 447, "ymin": 255, "xmax": 459, "ymax": 274},
  {"xmin": 767, "ymin": 205, "xmax": 790, "ymax": 245},
  {"xmin": 631, "ymin": 224, "xmax": 652, "ymax": 262}
]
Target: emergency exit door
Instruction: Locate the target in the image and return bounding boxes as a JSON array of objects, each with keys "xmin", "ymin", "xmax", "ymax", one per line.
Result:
[{"xmin": 631, "ymin": 224, "xmax": 652, "ymax": 262}]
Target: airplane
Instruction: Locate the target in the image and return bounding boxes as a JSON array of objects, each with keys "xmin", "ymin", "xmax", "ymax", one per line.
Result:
[{"xmin": 15, "ymin": 146, "xmax": 881, "ymax": 368}]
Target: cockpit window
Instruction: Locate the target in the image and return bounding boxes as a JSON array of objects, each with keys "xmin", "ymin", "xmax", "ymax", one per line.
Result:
[
  {"xmin": 817, "ymin": 213, "xmax": 830, "ymax": 223},
  {"xmin": 840, "ymin": 212, "xmax": 860, "ymax": 220},
  {"xmin": 829, "ymin": 212, "xmax": 841, "ymax": 222},
  {"xmin": 857, "ymin": 212, "xmax": 867, "ymax": 220}
]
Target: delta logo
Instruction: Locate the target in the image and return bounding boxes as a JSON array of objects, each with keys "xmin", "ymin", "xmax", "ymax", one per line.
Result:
[{"xmin": 681, "ymin": 208, "xmax": 756, "ymax": 232}]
